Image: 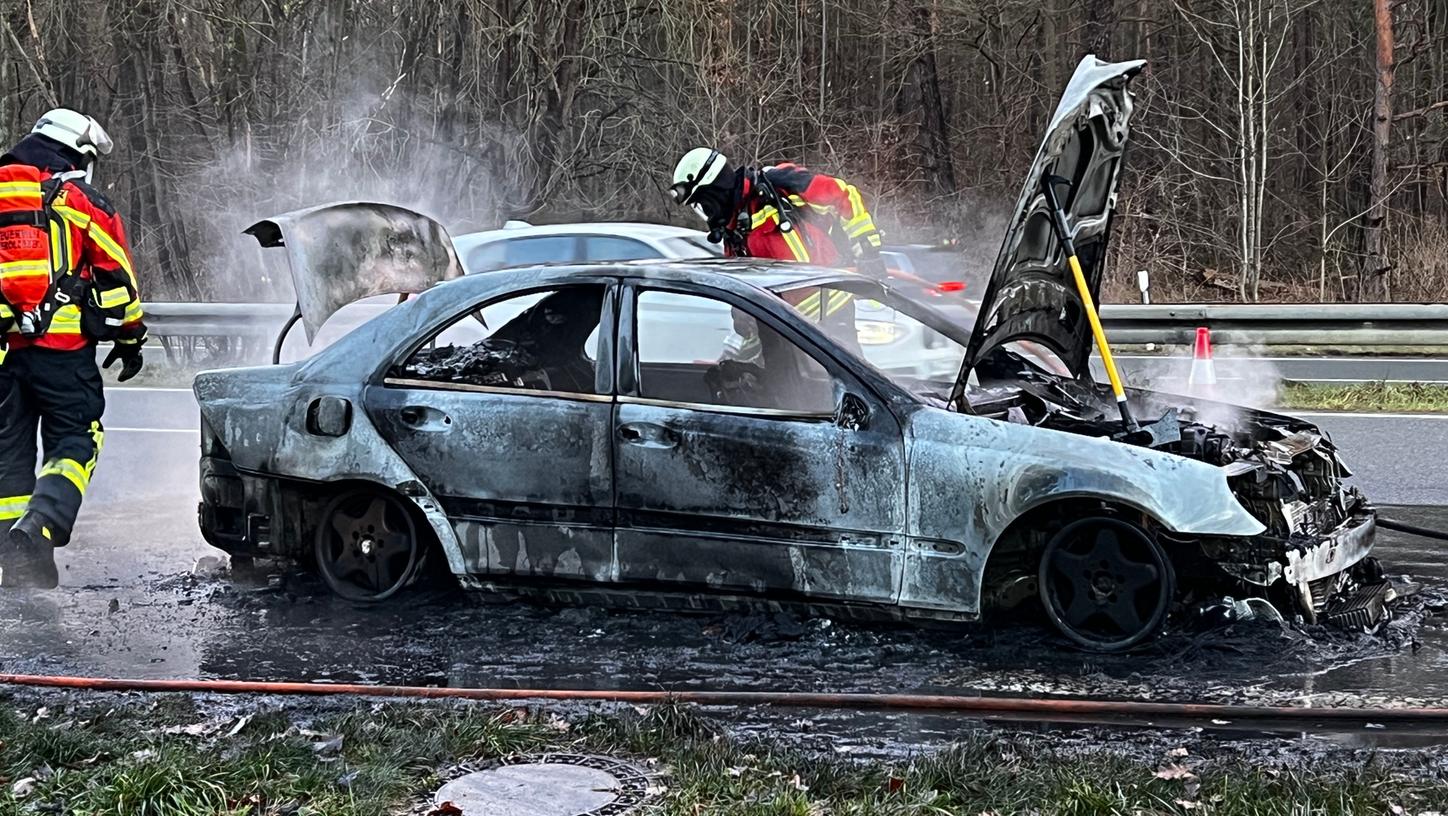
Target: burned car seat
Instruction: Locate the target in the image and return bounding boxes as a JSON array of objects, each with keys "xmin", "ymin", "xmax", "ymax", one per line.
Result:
[{"xmin": 395, "ymin": 286, "xmax": 604, "ymax": 393}]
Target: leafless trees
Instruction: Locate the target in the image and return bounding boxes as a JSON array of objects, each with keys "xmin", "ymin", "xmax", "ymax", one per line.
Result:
[
  {"xmin": 2, "ymin": 0, "xmax": 1445, "ymax": 303},
  {"xmin": 1363, "ymin": 0, "xmax": 1396, "ymax": 301}
]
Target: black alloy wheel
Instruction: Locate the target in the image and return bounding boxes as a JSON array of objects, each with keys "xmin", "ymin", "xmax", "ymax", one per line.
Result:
[
  {"xmin": 314, "ymin": 488, "xmax": 423, "ymax": 602},
  {"xmin": 1038, "ymin": 516, "xmax": 1175, "ymax": 651}
]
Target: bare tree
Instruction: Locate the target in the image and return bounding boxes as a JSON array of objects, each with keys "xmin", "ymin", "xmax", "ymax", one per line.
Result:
[
  {"xmin": 1, "ymin": 0, "xmax": 1444, "ymax": 303},
  {"xmin": 1360, "ymin": 0, "xmax": 1396, "ymax": 300}
]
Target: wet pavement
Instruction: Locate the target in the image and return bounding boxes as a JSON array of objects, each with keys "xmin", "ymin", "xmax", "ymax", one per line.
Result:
[{"xmin": 3, "ymin": 489, "xmax": 1446, "ymax": 723}]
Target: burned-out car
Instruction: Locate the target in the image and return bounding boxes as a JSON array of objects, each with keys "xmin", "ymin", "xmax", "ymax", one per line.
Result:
[{"xmin": 197, "ymin": 56, "xmax": 1385, "ymax": 650}]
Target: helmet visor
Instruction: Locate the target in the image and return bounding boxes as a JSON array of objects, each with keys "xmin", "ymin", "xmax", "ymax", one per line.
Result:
[{"xmin": 85, "ymin": 118, "xmax": 114, "ymax": 156}]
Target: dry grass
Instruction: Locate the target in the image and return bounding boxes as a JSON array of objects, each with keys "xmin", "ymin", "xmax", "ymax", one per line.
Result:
[
  {"xmin": 1104, "ymin": 217, "xmax": 1448, "ymax": 305},
  {"xmin": 1280, "ymin": 381, "xmax": 1448, "ymax": 412}
]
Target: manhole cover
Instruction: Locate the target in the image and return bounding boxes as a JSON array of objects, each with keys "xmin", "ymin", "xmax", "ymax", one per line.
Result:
[{"xmin": 432, "ymin": 754, "xmax": 652, "ymax": 816}]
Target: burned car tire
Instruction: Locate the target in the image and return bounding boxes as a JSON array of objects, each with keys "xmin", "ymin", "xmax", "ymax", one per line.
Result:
[
  {"xmin": 314, "ymin": 488, "xmax": 424, "ymax": 602},
  {"xmin": 1038, "ymin": 517, "xmax": 1175, "ymax": 652}
]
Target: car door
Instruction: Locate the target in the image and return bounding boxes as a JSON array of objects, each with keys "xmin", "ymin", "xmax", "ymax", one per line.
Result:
[
  {"xmin": 612, "ymin": 282, "xmax": 907, "ymax": 605},
  {"xmin": 366, "ymin": 280, "xmax": 618, "ymax": 584}
]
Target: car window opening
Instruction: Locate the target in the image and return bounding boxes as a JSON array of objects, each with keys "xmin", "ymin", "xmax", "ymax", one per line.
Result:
[
  {"xmin": 392, "ymin": 285, "xmax": 606, "ymax": 395},
  {"xmin": 662, "ymin": 235, "xmax": 723, "ymax": 258},
  {"xmin": 635, "ymin": 290, "xmax": 836, "ymax": 415},
  {"xmin": 775, "ymin": 282, "xmax": 971, "ymax": 406}
]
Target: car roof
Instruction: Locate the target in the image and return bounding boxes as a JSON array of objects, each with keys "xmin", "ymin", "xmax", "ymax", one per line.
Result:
[
  {"xmin": 651, "ymin": 258, "xmax": 867, "ymax": 292},
  {"xmin": 416, "ymin": 258, "xmax": 873, "ymax": 310},
  {"xmin": 452, "ymin": 221, "xmax": 706, "ymax": 248}
]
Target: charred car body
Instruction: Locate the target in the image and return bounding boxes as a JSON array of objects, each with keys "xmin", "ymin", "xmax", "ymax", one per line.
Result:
[{"xmin": 196, "ymin": 56, "xmax": 1387, "ymax": 650}]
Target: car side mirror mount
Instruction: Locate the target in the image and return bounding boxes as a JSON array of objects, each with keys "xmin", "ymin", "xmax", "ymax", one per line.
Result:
[{"xmin": 835, "ymin": 391, "xmax": 870, "ymax": 431}]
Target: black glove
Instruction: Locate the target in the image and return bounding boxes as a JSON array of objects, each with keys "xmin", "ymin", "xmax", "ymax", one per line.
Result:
[
  {"xmin": 103, "ymin": 343, "xmax": 144, "ymax": 383},
  {"xmin": 856, "ymin": 253, "xmax": 887, "ymax": 278}
]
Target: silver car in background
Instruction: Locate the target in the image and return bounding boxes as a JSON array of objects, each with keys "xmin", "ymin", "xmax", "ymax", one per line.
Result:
[{"xmin": 452, "ymin": 221, "xmax": 719, "ymax": 272}]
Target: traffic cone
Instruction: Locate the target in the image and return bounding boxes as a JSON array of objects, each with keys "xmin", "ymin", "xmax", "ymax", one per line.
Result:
[{"xmin": 1187, "ymin": 326, "xmax": 1217, "ymax": 394}]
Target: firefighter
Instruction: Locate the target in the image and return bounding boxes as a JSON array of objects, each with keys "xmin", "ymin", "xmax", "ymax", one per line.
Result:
[
  {"xmin": 0, "ymin": 109, "xmax": 147, "ymax": 588},
  {"xmin": 670, "ymin": 148, "xmax": 886, "ymax": 338},
  {"xmin": 668, "ymin": 148, "xmax": 886, "ymax": 275}
]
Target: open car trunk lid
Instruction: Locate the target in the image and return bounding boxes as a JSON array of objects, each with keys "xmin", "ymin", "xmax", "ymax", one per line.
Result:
[
  {"xmin": 245, "ymin": 202, "xmax": 464, "ymax": 342},
  {"xmin": 954, "ymin": 55, "xmax": 1145, "ymax": 398}
]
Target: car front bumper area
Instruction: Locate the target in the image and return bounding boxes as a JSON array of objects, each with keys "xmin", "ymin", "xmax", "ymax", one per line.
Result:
[
  {"xmin": 1202, "ymin": 499, "xmax": 1392, "ymax": 628},
  {"xmin": 1282, "ymin": 509, "xmax": 1388, "ymax": 627}
]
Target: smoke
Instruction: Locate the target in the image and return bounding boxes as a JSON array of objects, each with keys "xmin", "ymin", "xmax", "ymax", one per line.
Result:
[
  {"xmin": 1122, "ymin": 343, "xmax": 1286, "ymax": 433},
  {"xmin": 176, "ymin": 82, "xmax": 515, "ymax": 303},
  {"xmin": 874, "ymin": 191, "xmax": 1012, "ymax": 294},
  {"xmin": 947, "ymin": 199, "xmax": 1013, "ymax": 292}
]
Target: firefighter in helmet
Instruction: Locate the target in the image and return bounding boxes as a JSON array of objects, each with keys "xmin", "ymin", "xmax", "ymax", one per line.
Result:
[
  {"xmin": 670, "ymin": 148, "xmax": 884, "ymax": 351},
  {"xmin": 668, "ymin": 148, "xmax": 886, "ymax": 274},
  {"xmin": 0, "ymin": 108, "xmax": 147, "ymax": 588}
]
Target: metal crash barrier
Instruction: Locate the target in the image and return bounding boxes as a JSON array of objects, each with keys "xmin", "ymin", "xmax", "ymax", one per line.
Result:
[{"xmin": 142, "ymin": 301, "xmax": 1448, "ymax": 367}]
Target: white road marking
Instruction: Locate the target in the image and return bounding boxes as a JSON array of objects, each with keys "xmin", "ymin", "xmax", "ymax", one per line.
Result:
[
  {"xmin": 1279, "ymin": 378, "xmax": 1448, "ymax": 385},
  {"xmin": 1293, "ymin": 411, "xmax": 1448, "ymax": 420},
  {"xmin": 107, "ymin": 427, "xmax": 197, "ymax": 434},
  {"xmin": 108, "ymin": 386, "xmax": 195, "ymax": 393}
]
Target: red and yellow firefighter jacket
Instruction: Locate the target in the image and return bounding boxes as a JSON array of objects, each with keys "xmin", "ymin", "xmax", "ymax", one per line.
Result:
[
  {"xmin": 0, "ymin": 163, "xmax": 146, "ymax": 352},
  {"xmin": 725, "ymin": 164, "xmax": 884, "ymax": 267}
]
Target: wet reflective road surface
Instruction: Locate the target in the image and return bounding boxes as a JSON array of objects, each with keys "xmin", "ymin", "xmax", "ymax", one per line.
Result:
[
  {"xmin": 3, "ymin": 388, "xmax": 1434, "ymax": 757},
  {"xmin": 2, "ymin": 496, "xmax": 1445, "ymax": 721}
]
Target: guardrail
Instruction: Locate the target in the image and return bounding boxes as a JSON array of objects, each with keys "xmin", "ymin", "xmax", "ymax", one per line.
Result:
[
  {"xmin": 1097, "ymin": 304, "xmax": 1448, "ymax": 349},
  {"xmin": 143, "ymin": 301, "xmax": 1448, "ymax": 367}
]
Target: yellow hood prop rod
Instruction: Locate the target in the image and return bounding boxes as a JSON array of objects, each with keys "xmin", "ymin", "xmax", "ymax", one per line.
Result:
[{"xmin": 1042, "ymin": 175, "xmax": 1138, "ymax": 434}]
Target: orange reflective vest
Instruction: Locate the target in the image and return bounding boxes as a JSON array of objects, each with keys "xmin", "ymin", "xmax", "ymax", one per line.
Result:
[{"xmin": 0, "ymin": 163, "xmax": 145, "ymax": 352}]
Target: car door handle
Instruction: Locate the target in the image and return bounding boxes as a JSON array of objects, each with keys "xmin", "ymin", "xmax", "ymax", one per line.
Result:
[{"xmin": 617, "ymin": 422, "xmax": 676, "ymax": 449}]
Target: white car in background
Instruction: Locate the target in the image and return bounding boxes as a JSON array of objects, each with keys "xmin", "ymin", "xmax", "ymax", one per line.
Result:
[{"xmin": 452, "ymin": 221, "xmax": 720, "ymax": 273}]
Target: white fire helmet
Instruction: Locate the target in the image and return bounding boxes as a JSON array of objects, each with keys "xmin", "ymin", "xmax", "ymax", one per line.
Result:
[
  {"xmin": 670, "ymin": 147, "xmax": 729, "ymax": 219},
  {"xmin": 32, "ymin": 109, "xmax": 113, "ymax": 172}
]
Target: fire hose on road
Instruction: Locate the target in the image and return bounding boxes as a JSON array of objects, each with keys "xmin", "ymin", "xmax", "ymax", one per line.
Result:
[
  {"xmin": 1379, "ymin": 517, "xmax": 1448, "ymax": 542},
  {"xmin": 5, "ymin": 673, "xmax": 1448, "ymax": 735}
]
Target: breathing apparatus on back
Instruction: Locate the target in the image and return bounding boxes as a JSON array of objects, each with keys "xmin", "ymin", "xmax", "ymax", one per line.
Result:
[{"xmin": 671, "ymin": 148, "xmax": 804, "ymax": 255}]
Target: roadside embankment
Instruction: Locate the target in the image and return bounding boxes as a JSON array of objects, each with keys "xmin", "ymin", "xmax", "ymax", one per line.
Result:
[{"xmin": 4, "ymin": 693, "xmax": 1448, "ymax": 815}]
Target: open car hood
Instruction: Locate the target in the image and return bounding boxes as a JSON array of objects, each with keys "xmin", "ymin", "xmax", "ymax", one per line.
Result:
[
  {"xmin": 957, "ymin": 55, "xmax": 1145, "ymax": 389},
  {"xmin": 244, "ymin": 202, "xmax": 464, "ymax": 342}
]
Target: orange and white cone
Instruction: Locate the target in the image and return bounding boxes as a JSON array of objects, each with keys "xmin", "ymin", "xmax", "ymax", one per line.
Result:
[{"xmin": 1187, "ymin": 326, "xmax": 1217, "ymax": 395}]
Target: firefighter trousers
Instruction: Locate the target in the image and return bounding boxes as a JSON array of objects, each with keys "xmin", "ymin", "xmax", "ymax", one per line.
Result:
[{"xmin": 0, "ymin": 346, "xmax": 105, "ymax": 545}]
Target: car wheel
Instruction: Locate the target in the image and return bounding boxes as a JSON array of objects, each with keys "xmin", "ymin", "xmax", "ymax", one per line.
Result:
[
  {"xmin": 314, "ymin": 488, "xmax": 423, "ymax": 602},
  {"xmin": 1037, "ymin": 516, "xmax": 1174, "ymax": 652}
]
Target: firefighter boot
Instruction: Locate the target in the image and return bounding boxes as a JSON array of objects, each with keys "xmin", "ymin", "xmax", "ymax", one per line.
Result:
[{"xmin": 1, "ymin": 512, "xmax": 60, "ymax": 589}]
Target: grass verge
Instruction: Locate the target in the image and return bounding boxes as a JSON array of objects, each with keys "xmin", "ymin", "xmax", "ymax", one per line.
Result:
[
  {"xmin": 1279, "ymin": 381, "xmax": 1448, "ymax": 413},
  {"xmin": 2, "ymin": 694, "xmax": 1446, "ymax": 815}
]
